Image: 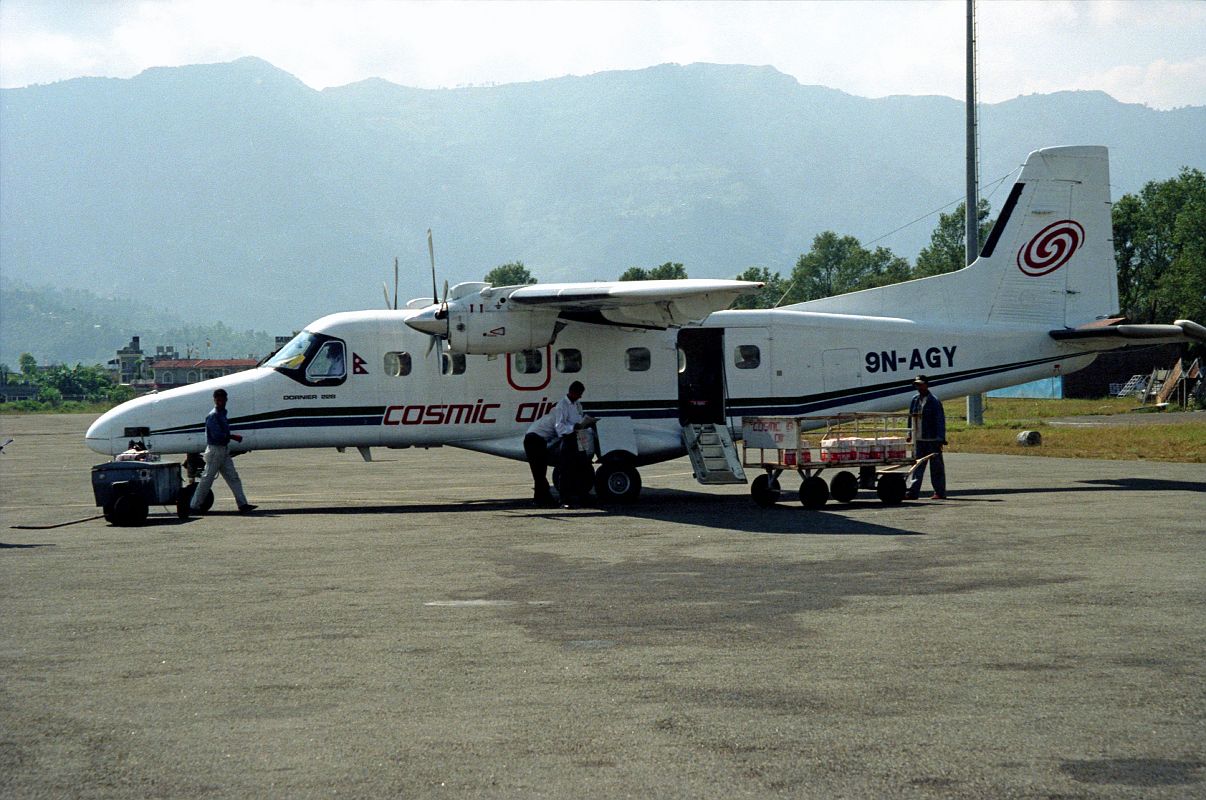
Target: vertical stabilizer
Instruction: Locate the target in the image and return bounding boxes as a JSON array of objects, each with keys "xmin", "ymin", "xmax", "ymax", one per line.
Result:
[
  {"xmin": 980, "ymin": 145, "xmax": 1116, "ymax": 327},
  {"xmin": 787, "ymin": 145, "xmax": 1118, "ymax": 328}
]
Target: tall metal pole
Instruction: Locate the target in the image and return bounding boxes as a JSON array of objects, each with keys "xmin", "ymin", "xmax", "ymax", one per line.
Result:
[{"xmin": 965, "ymin": 0, "xmax": 985, "ymax": 425}]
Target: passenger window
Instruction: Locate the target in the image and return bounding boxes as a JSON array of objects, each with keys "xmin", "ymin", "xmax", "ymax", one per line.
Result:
[
  {"xmin": 513, "ymin": 349, "xmax": 543, "ymax": 375},
  {"xmin": 306, "ymin": 341, "xmax": 346, "ymax": 380},
  {"xmin": 626, "ymin": 347, "xmax": 651, "ymax": 372},
  {"xmin": 734, "ymin": 345, "xmax": 761, "ymax": 369},
  {"xmin": 441, "ymin": 352, "xmax": 466, "ymax": 375},
  {"xmin": 384, "ymin": 351, "xmax": 412, "ymax": 377},
  {"xmin": 555, "ymin": 348, "xmax": 582, "ymax": 373}
]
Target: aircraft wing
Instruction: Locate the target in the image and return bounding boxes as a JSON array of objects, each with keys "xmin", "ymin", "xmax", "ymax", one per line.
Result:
[
  {"xmin": 505, "ymin": 278, "xmax": 763, "ymax": 328},
  {"xmin": 1049, "ymin": 319, "xmax": 1206, "ymax": 346}
]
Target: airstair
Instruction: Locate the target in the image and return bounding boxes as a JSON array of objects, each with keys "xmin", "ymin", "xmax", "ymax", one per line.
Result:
[
  {"xmin": 1113, "ymin": 374, "xmax": 1146, "ymax": 398},
  {"xmin": 682, "ymin": 423, "xmax": 747, "ymax": 485}
]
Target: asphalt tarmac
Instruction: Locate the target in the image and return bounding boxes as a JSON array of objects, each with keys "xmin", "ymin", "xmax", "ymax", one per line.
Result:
[{"xmin": 2, "ymin": 413, "xmax": 1204, "ymax": 799}]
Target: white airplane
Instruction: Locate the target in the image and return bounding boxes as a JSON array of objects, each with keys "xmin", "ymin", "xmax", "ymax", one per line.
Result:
[{"xmin": 86, "ymin": 145, "xmax": 1203, "ymax": 506}]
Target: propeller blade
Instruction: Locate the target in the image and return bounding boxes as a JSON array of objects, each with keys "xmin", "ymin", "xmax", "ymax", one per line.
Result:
[
  {"xmin": 427, "ymin": 228, "xmax": 437, "ymax": 306},
  {"xmin": 425, "ymin": 335, "xmax": 437, "ymax": 357},
  {"xmin": 383, "ymin": 282, "xmax": 391, "ymax": 309},
  {"xmin": 393, "ymin": 257, "xmax": 399, "ymax": 310}
]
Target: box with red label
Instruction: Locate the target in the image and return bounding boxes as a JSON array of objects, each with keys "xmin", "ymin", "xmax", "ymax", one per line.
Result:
[
  {"xmin": 783, "ymin": 441, "xmax": 812, "ymax": 466},
  {"xmin": 820, "ymin": 438, "xmax": 851, "ymax": 462},
  {"xmin": 880, "ymin": 436, "xmax": 908, "ymax": 459}
]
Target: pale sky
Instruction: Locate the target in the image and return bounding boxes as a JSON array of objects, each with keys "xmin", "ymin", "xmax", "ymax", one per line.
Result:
[{"xmin": 1, "ymin": 0, "xmax": 1204, "ymax": 109}]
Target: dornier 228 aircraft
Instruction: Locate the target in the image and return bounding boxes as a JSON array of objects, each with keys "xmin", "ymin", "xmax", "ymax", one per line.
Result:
[{"xmin": 86, "ymin": 146, "xmax": 1204, "ymax": 505}]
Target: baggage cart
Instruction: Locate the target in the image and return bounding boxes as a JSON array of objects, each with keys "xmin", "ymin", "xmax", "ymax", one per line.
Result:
[
  {"xmin": 741, "ymin": 412, "xmax": 931, "ymax": 508},
  {"xmin": 91, "ymin": 456, "xmax": 210, "ymax": 526}
]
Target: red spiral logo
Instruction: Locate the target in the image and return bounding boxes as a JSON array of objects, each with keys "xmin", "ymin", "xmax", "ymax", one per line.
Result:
[{"xmin": 1017, "ymin": 220, "xmax": 1085, "ymax": 276}]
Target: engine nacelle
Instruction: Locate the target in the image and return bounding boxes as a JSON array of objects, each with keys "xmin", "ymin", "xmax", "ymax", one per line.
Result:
[{"xmin": 445, "ymin": 302, "xmax": 561, "ymax": 355}]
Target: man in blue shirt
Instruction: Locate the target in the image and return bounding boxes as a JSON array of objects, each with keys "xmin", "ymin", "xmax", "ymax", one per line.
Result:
[
  {"xmin": 189, "ymin": 388, "xmax": 257, "ymax": 514},
  {"xmin": 905, "ymin": 375, "xmax": 946, "ymax": 500}
]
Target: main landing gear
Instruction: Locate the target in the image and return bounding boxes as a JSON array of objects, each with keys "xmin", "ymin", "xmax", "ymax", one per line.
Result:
[{"xmin": 550, "ymin": 454, "xmax": 643, "ymax": 505}]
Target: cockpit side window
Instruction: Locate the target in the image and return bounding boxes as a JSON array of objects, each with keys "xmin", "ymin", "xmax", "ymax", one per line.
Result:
[
  {"xmin": 306, "ymin": 341, "xmax": 346, "ymax": 381},
  {"xmin": 266, "ymin": 331, "xmax": 348, "ymax": 387}
]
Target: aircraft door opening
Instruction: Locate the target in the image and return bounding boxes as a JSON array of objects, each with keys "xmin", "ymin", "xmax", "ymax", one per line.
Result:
[{"xmin": 677, "ymin": 328, "xmax": 725, "ymax": 425}]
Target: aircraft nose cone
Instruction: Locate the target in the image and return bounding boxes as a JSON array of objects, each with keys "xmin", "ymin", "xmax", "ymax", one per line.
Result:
[
  {"xmin": 406, "ymin": 308, "xmax": 448, "ymax": 337},
  {"xmin": 85, "ymin": 410, "xmax": 120, "ymax": 455}
]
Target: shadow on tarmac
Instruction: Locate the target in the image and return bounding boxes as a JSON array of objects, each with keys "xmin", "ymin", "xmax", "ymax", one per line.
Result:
[
  {"xmin": 943, "ymin": 476, "xmax": 1205, "ymax": 498},
  {"xmin": 196, "ymin": 475, "xmax": 1201, "ymax": 538},
  {"xmin": 251, "ymin": 490, "xmax": 921, "ymax": 536}
]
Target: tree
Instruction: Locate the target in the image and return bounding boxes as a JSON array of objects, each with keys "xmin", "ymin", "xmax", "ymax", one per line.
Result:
[
  {"xmin": 33, "ymin": 363, "xmax": 117, "ymax": 401},
  {"xmin": 1112, "ymin": 167, "xmax": 1206, "ymax": 324},
  {"xmin": 786, "ymin": 232, "xmax": 911, "ymax": 302},
  {"xmin": 730, "ymin": 266, "xmax": 791, "ymax": 309},
  {"xmin": 914, "ymin": 199, "xmax": 995, "ymax": 278},
  {"xmin": 36, "ymin": 386, "xmax": 62, "ymax": 407},
  {"xmin": 619, "ymin": 262, "xmax": 688, "ymax": 281},
  {"xmin": 483, "ymin": 261, "xmax": 536, "ymax": 287},
  {"xmin": 19, "ymin": 353, "xmax": 37, "ymax": 381}
]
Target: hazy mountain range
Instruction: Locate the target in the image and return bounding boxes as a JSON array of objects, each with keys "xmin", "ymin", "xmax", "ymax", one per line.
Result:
[{"xmin": 2, "ymin": 57, "xmax": 1203, "ymax": 364}]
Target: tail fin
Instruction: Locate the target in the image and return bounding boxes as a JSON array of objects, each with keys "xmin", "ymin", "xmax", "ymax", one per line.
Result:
[{"xmin": 788, "ymin": 145, "xmax": 1118, "ymax": 328}]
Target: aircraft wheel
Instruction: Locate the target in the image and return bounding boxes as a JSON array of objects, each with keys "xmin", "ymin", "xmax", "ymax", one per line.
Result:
[
  {"xmin": 111, "ymin": 492, "xmax": 149, "ymax": 527},
  {"xmin": 178, "ymin": 485, "xmax": 214, "ymax": 515},
  {"xmin": 798, "ymin": 476, "xmax": 830, "ymax": 509},
  {"xmin": 876, "ymin": 473, "xmax": 907, "ymax": 505},
  {"xmin": 750, "ymin": 474, "xmax": 781, "ymax": 507},
  {"xmin": 829, "ymin": 470, "xmax": 859, "ymax": 504},
  {"xmin": 594, "ymin": 462, "xmax": 642, "ymax": 504}
]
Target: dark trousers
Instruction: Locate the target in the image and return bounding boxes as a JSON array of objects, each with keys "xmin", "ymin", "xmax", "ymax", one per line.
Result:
[
  {"xmin": 907, "ymin": 440, "xmax": 946, "ymax": 496},
  {"xmin": 556, "ymin": 433, "xmax": 581, "ymax": 500},
  {"xmin": 523, "ymin": 433, "xmax": 552, "ymax": 496}
]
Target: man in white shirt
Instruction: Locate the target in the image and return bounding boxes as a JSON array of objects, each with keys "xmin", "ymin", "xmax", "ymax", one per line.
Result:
[{"xmin": 523, "ymin": 380, "xmax": 596, "ymax": 507}]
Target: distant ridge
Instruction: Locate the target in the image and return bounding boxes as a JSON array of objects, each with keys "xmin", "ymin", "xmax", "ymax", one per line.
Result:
[{"xmin": 1, "ymin": 58, "xmax": 1203, "ymax": 334}]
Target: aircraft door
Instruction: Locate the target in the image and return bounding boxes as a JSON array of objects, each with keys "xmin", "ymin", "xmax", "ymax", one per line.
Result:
[
  {"xmin": 676, "ymin": 328, "xmax": 725, "ymax": 425},
  {"xmin": 822, "ymin": 348, "xmax": 863, "ymax": 393}
]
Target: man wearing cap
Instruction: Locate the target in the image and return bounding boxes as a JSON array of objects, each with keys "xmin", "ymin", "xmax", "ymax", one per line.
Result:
[
  {"xmin": 905, "ymin": 375, "xmax": 946, "ymax": 500},
  {"xmin": 189, "ymin": 388, "xmax": 257, "ymax": 514}
]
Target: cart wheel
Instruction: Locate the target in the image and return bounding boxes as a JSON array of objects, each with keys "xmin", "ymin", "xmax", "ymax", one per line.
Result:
[
  {"xmin": 829, "ymin": 470, "xmax": 859, "ymax": 504},
  {"xmin": 876, "ymin": 473, "xmax": 907, "ymax": 505},
  {"xmin": 750, "ymin": 474, "xmax": 781, "ymax": 507},
  {"xmin": 111, "ymin": 492, "xmax": 149, "ymax": 526},
  {"xmin": 798, "ymin": 476, "xmax": 830, "ymax": 509}
]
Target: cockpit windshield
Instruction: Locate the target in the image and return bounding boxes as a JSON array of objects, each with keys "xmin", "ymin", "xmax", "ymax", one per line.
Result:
[
  {"xmin": 265, "ymin": 332, "xmax": 315, "ymax": 370},
  {"xmin": 265, "ymin": 331, "xmax": 347, "ymax": 387}
]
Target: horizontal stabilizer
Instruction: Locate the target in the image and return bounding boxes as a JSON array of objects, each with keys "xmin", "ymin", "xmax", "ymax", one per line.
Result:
[{"xmin": 1049, "ymin": 319, "xmax": 1206, "ymax": 345}]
